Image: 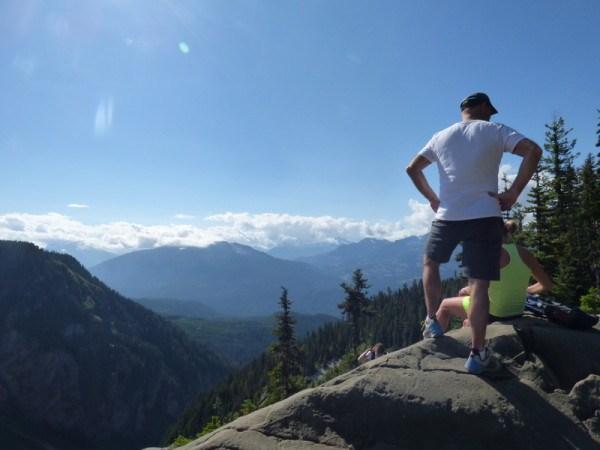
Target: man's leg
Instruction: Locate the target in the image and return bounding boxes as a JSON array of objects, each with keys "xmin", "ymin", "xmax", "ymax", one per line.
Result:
[
  {"xmin": 467, "ymin": 278, "xmax": 490, "ymax": 350},
  {"xmin": 462, "ymin": 217, "xmax": 502, "ymax": 373},
  {"xmin": 423, "ymin": 256, "xmax": 442, "ymax": 318},
  {"xmin": 422, "ymin": 220, "xmax": 460, "ymax": 339}
]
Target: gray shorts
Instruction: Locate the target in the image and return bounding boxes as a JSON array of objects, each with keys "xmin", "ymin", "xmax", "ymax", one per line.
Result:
[{"xmin": 425, "ymin": 217, "xmax": 503, "ymax": 281}]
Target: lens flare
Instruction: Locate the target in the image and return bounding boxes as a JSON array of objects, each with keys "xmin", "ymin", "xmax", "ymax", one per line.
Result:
[{"xmin": 178, "ymin": 42, "xmax": 190, "ymax": 54}]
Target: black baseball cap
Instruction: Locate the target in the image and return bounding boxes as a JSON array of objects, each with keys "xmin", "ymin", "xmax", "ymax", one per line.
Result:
[{"xmin": 460, "ymin": 92, "xmax": 498, "ymax": 115}]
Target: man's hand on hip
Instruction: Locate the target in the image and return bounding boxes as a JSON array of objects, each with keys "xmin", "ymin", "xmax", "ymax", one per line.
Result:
[{"xmin": 488, "ymin": 190, "xmax": 518, "ymax": 211}]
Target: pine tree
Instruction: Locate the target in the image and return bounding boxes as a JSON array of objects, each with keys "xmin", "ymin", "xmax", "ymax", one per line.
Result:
[
  {"xmin": 596, "ymin": 109, "xmax": 600, "ymax": 153},
  {"xmin": 541, "ymin": 117, "xmax": 579, "ymax": 286},
  {"xmin": 338, "ymin": 269, "xmax": 373, "ymax": 349},
  {"xmin": 578, "ymin": 154, "xmax": 600, "ymax": 291},
  {"xmin": 553, "ymin": 162, "xmax": 583, "ymax": 303},
  {"xmin": 523, "ymin": 161, "xmax": 553, "ymax": 265},
  {"xmin": 544, "ymin": 117, "xmax": 578, "ymax": 235},
  {"xmin": 594, "ymin": 110, "xmax": 600, "ymax": 287},
  {"xmin": 239, "ymin": 398, "xmax": 258, "ymax": 416},
  {"xmin": 267, "ymin": 287, "xmax": 303, "ymax": 402}
]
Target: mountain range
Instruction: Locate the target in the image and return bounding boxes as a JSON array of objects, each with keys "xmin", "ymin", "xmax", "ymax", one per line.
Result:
[
  {"xmin": 91, "ymin": 236, "xmax": 460, "ymax": 317},
  {"xmin": 91, "ymin": 243, "xmax": 342, "ymax": 316},
  {"xmin": 298, "ymin": 235, "xmax": 459, "ymax": 291},
  {"xmin": 44, "ymin": 239, "xmax": 117, "ymax": 268}
]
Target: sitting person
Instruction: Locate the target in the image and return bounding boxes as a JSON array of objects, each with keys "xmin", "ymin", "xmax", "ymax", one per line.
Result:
[
  {"xmin": 436, "ymin": 220, "xmax": 554, "ymax": 331},
  {"xmin": 357, "ymin": 342, "xmax": 385, "ymax": 364}
]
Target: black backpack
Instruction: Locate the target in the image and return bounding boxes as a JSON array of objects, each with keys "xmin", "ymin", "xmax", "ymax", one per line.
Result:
[{"xmin": 525, "ymin": 295, "xmax": 599, "ymax": 330}]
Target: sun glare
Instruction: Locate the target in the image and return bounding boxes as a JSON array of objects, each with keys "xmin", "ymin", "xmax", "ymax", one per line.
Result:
[{"xmin": 178, "ymin": 41, "xmax": 190, "ymax": 54}]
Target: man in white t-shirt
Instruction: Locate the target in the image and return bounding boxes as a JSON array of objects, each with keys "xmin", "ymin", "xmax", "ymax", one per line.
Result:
[{"xmin": 406, "ymin": 93, "xmax": 542, "ymax": 374}]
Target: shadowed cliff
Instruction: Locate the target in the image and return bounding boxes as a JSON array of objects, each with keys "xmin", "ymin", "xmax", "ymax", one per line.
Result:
[{"xmin": 0, "ymin": 241, "xmax": 230, "ymax": 450}]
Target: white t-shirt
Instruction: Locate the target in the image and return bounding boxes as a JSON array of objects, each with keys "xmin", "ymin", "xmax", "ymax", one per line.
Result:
[{"xmin": 418, "ymin": 120, "xmax": 525, "ymax": 221}]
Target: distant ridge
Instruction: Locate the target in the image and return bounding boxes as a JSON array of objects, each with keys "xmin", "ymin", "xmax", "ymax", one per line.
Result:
[
  {"xmin": 135, "ymin": 297, "xmax": 219, "ymax": 318},
  {"xmin": 91, "ymin": 243, "xmax": 342, "ymax": 317},
  {"xmin": 44, "ymin": 239, "xmax": 117, "ymax": 267},
  {"xmin": 92, "ymin": 238, "xmax": 459, "ymax": 317},
  {"xmin": 299, "ymin": 235, "xmax": 460, "ymax": 292},
  {"xmin": 267, "ymin": 240, "xmax": 349, "ymax": 260}
]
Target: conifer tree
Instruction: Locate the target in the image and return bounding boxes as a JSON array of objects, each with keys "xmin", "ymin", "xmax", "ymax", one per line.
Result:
[
  {"xmin": 544, "ymin": 117, "xmax": 578, "ymax": 235},
  {"xmin": 540, "ymin": 117, "xmax": 579, "ymax": 283},
  {"xmin": 553, "ymin": 162, "xmax": 583, "ymax": 302},
  {"xmin": 578, "ymin": 154, "xmax": 600, "ymax": 291},
  {"xmin": 267, "ymin": 287, "xmax": 302, "ymax": 402},
  {"xmin": 523, "ymin": 161, "xmax": 553, "ymax": 265},
  {"xmin": 595, "ymin": 110, "xmax": 600, "ymax": 287},
  {"xmin": 338, "ymin": 269, "xmax": 372, "ymax": 348},
  {"xmin": 596, "ymin": 109, "xmax": 600, "ymax": 153}
]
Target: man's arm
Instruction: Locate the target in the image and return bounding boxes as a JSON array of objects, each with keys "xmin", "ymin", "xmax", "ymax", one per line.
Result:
[
  {"xmin": 496, "ymin": 139, "xmax": 542, "ymax": 210},
  {"xmin": 406, "ymin": 155, "xmax": 440, "ymax": 212}
]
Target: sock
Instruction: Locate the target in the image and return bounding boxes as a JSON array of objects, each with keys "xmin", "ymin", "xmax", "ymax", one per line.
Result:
[{"xmin": 471, "ymin": 347, "xmax": 488, "ymax": 359}]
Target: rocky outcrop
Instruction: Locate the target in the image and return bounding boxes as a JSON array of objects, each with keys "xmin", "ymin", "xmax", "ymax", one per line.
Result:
[{"xmin": 156, "ymin": 317, "xmax": 600, "ymax": 450}]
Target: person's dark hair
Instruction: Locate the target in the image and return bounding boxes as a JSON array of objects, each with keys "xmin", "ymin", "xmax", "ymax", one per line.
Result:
[
  {"xmin": 372, "ymin": 342, "xmax": 385, "ymax": 355},
  {"xmin": 460, "ymin": 92, "xmax": 498, "ymax": 115},
  {"xmin": 503, "ymin": 220, "xmax": 518, "ymax": 236}
]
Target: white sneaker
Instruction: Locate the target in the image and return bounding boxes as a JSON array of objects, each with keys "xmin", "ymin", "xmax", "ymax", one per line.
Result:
[
  {"xmin": 465, "ymin": 347, "xmax": 492, "ymax": 374},
  {"xmin": 423, "ymin": 316, "xmax": 444, "ymax": 339}
]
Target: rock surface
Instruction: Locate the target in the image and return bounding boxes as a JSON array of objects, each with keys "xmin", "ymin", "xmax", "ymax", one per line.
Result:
[{"xmin": 154, "ymin": 317, "xmax": 600, "ymax": 450}]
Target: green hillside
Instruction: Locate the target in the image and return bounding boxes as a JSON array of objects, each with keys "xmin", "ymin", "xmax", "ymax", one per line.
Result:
[
  {"xmin": 170, "ymin": 313, "xmax": 338, "ymax": 366},
  {"xmin": 0, "ymin": 241, "xmax": 230, "ymax": 450}
]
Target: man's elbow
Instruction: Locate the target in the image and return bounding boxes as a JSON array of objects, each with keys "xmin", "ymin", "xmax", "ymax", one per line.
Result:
[
  {"xmin": 406, "ymin": 164, "xmax": 416, "ymax": 177},
  {"xmin": 531, "ymin": 144, "xmax": 542, "ymax": 161},
  {"xmin": 526, "ymin": 140, "xmax": 543, "ymax": 162},
  {"xmin": 515, "ymin": 139, "xmax": 542, "ymax": 162}
]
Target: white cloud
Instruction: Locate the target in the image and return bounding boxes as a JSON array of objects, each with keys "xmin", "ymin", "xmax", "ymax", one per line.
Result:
[
  {"xmin": 498, "ymin": 163, "xmax": 536, "ymax": 205},
  {"xmin": 0, "ymin": 202, "xmax": 433, "ymax": 254},
  {"xmin": 498, "ymin": 164, "xmax": 516, "ymax": 188},
  {"xmin": 174, "ymin": 213, "xmax": 195, "ymax": 220},
  {"xmin": 94, "ymin": 97, "xmax": 114, "ymax": 136},
  {"xmin": 67, "ymin": 203, "xmax": 89, "ymax": 209},
  {"xmin": 204, "ymin": 208, "xmax": 431, "ymax": 249},
  {"xmin": 401, "ymin": 199, "xmax": 435, "ymax": 235}
]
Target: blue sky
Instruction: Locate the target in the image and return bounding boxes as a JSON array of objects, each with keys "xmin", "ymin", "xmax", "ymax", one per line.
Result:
[{"xmin": 1, "ymin": 0, "xmax": 599, "ymax": 252}]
